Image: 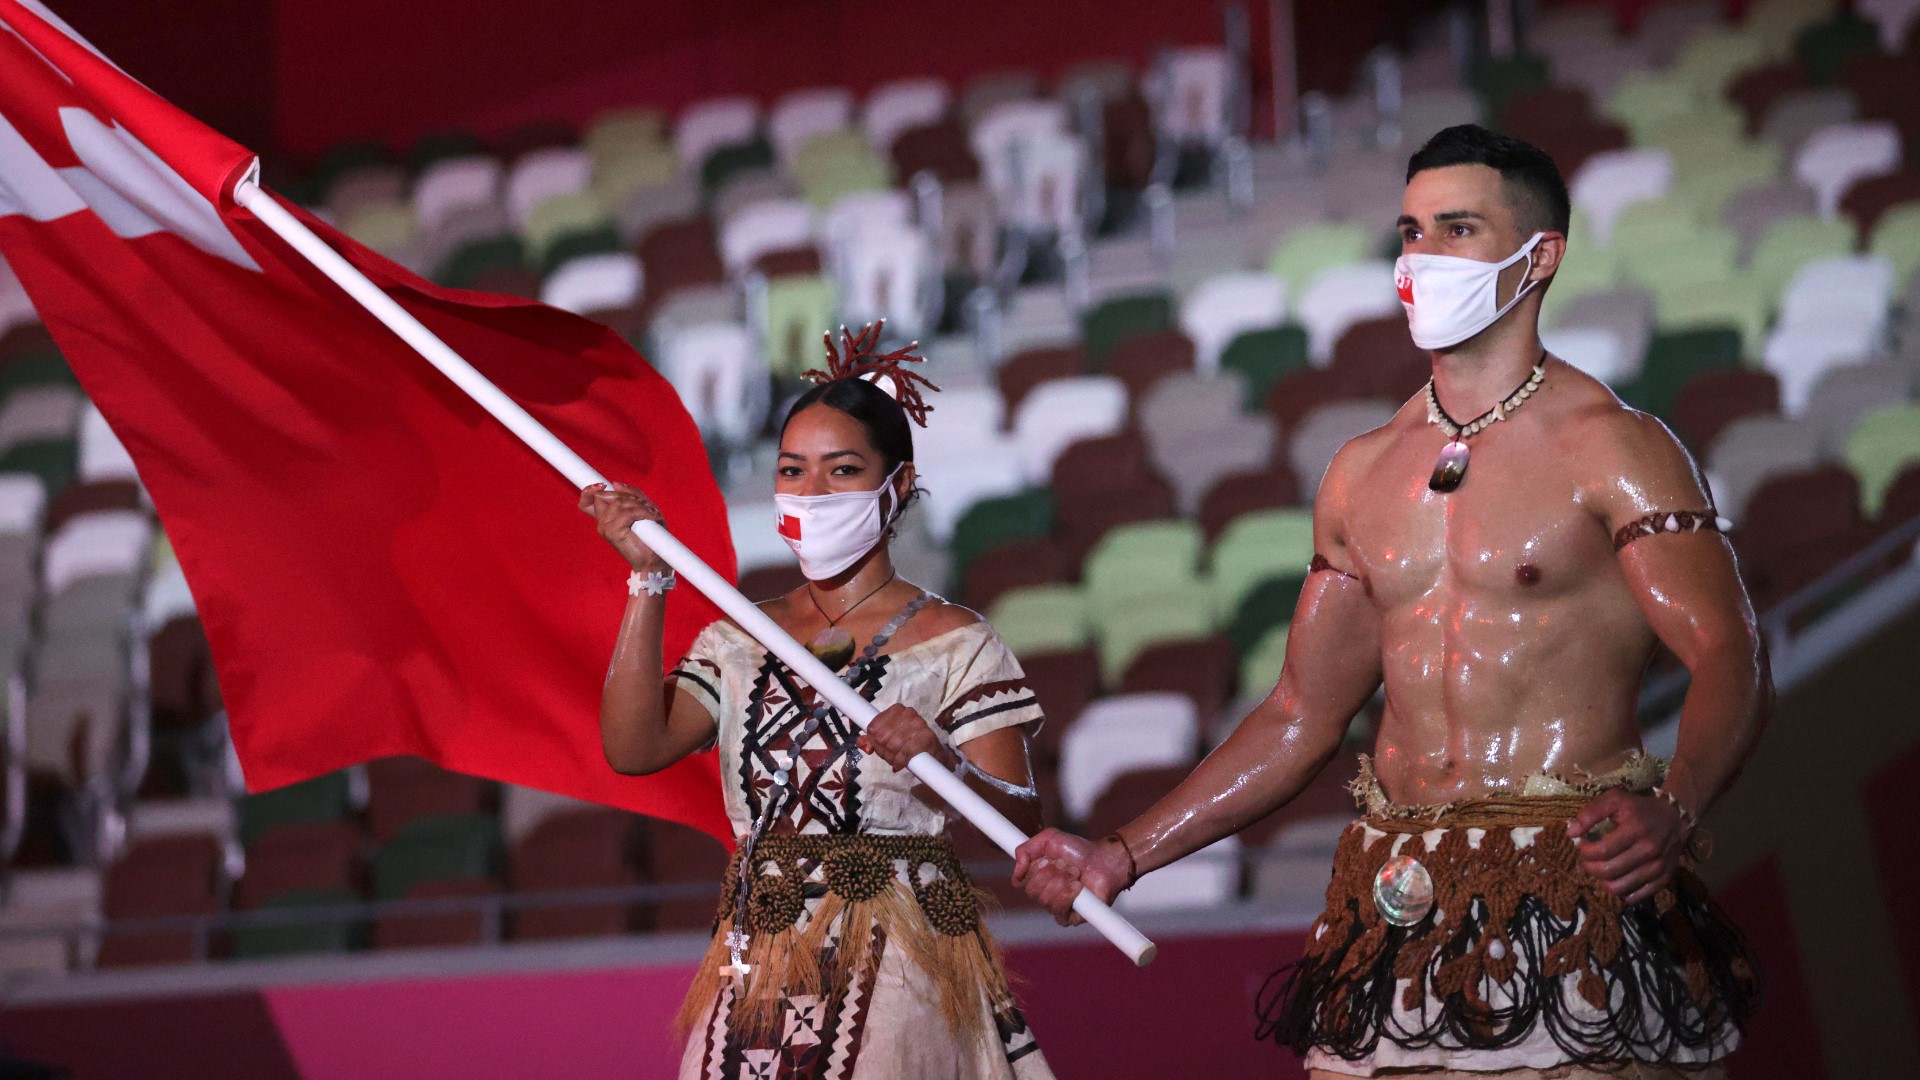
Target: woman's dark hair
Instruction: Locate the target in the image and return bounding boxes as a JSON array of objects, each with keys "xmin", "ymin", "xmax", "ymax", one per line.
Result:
[
  {"xmin": 779, "ymin": 377, "xmax": 915, "ymax": 469},
  {"xmin": 782, "ymin": 323, "xmax": 937, "ymax": 517},
  {"xmin": 779, "ymin": 378, "xmax": 925, "ymax": 517}
]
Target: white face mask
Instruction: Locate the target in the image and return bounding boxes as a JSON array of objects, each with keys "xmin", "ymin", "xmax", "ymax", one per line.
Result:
[
  {"xmin": 774, "ymin": 464, "xmax": 905, "ymax": 580},
  {"xmin": 1394, "ymin": 232, "xmax": 1545, "ymax": 350}
]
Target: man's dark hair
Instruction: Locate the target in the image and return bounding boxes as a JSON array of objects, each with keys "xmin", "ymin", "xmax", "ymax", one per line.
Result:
[{"xmin": 1406, "ymin": 124, "xmax": 1571, "ymax": 235}]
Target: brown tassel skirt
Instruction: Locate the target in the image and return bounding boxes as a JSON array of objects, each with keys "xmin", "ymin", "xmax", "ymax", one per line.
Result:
[
  {"xmin": 677, "ymin": 832, "xmax": 1051, "ymax": 1080},
  {"xmin": 1256, "ymin": 783, "xmax": 1761, "ymax": 1074}
]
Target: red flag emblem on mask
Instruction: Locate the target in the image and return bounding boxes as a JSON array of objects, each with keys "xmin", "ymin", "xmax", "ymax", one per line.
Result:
[
  {"xmin": 1396, "ymin": 269, "xmax": 1415, "ymax": 305},
  {"xmin": 779, "ymin": 514, "xmax": 802, "ymax": 541}
]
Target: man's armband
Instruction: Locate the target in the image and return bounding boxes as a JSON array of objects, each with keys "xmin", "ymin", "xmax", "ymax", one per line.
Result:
[{"xmin": 1612, "ymin": 510, "xmax": 1733, "ymax": 552}]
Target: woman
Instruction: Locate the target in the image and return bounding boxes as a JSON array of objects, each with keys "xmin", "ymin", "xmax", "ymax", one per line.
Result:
[{"xmin": 580, "ymin": 325, "xmax": 1055, "ymax": 1079}]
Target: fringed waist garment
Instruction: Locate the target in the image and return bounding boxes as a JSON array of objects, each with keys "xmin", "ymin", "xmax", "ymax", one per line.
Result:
[
  {"xmin": 1257, "ymin": 761, "xmax": 1761, "ymax": 1073},
  {"xmin": 679, "ymin": 832, "xmax": 1021, "ymax": 1043}
]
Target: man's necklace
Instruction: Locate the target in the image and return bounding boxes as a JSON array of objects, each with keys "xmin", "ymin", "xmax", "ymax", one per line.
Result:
[
  {"xmin": 1423, "ymin": 355, "xmax": 1548, "ymax": 493},
  {"xmin": 803, "ymin": 571, "xmax": 896, "ymax": 671}
]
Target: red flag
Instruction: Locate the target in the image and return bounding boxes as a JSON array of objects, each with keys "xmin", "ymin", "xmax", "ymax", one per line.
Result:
[{"xmin": 0, "ymin": 0, "xmax": 735, "ymax": 842}]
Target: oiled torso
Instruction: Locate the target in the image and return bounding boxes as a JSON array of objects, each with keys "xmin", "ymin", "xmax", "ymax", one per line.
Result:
[{"xmin": 1337, "ymin": 375, "xmax": 1657, "ymax": 805}]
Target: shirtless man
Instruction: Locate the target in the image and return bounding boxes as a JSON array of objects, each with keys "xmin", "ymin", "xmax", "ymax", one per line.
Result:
[{"xmin": 1011, "ymin": 125, "xmax": 1769, "ymax": 1077}]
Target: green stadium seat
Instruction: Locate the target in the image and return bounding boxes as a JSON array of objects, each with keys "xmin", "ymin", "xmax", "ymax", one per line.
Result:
[
  {"xmin": 405, "ymin": 131, "xmax": 484, "ymax": 174},
  {"xmin": 1082, "ymin": 520, "xmax": 1206, "ymax": 622},
  {"xmin": 540, "ymin": 226, "xmax": 623, "ymax": 275},
  {"xmin": 1618, "ymin": 227, "xmax": 1741, "ymax": 294},
  {"xmin": 987, "ymin": 584, "xmax": 1093, "ymax": 654},
  {"xmin": 304, "ymin": 141, "xmax": 391, "ymax": 206},
  {"xmin": 700, "ymin": 139, "xmax": 776, "ymax": 196},
  {"xmin": 1607, "ymin": 197, "xmax": 1711, "ymax": 253},
  {"xmin": 0, "ymin": 439, "xmax": 76, "ymax": 498},
  {"xmin": 1845, "ymin": 405, "xmax": 1920, "ymax": 517},
  {"xmin": 584, "ymin": 108, "xmax": 668, "ymax": 162},
  {"xmin": 371, "ymin": 813, "xmax": 500, "ymax": 901},
  {"xmin": 342, "ymin": 202, "xmax": 417, "ymax": 254},
  {"xmin": 1747, "ymin": 215, "xmax": 1856, "ymax": 298},
  {"xmin": 1096, "ymin": 590, "xmax": 1215, "ymax": 686},
  {"xmin": 1543, "ymin": 242, "xmax": 1618, "ymax": 310},
  {"xmin": 948, "ymin": 490, "xmax": 1053, "ymax": 583},
  {"xmin": 1267, "ymin": 223, "xmax": 1374, "ymax": 293},
  {"xmin": 761, "ymin": 275, "xmax": 839, "ymax": 378},
  {"xmin": 1654, "ymin": 275, "xmax": 1771, "ymax": 356},
  {"xmin": 240, "ymin": 771, "xmax": 354, "ymax": 846},
  {"xmin": 1606, "ymin": 72, "xmax": 1703, "ymax": 144},
  {"xmin": 525, "ymin": 191, "xmax": 612, "ymax": 264},
  {"xmin": 1239, "ymin": 625, "xmax": 1289, "ymax": 696},
  {"xmin": 1748, "ymin": 0, "xmax": 1842, "ymax": 56},
  {"xmin": 1619, "ymin": 328, "xmax": 1746, "ymax": 416},
  {"xmin": 792, "ymin": 131, "xmax": 892, "ymax": 208},
  {"xmin": 1227, "ymin": 575, "xmax": 1306, "ymax": 656},
  {"xmin": 230, "ymin": 887, "xmax": 364, "ymax": 958},
  {"xmin": 1793, "ymin": 8, "xmax": 1880, "ymax": 85},
  {"xmin": 1870, "ymin": 205, "xmax": 1920, "ymax": 288},
  {"xmin": 592, "ymin": 143, "xmax": 680, "ymax": 206},
  {"xmin": 1468, "ymin": 53, "xmax": 1550, "ymax": 121},
  {"xmin": 1081, "ymin": 292, "xmax": 1174, "ymax": 368},
  {"xmin": 435, "ymin": 235, "xmax": 527, "ymax": 289},
  {"xmin": 1668, "ymin": 29, "xmax": 1771, "ymax": 96},
  {"xmin": 1219, "ymin": 326, "xmax": 1310, "ymax": 410},
  {"xmin": 0, "ymin": 350, "xmax": 77, "ymax": 394},
  {"xmin": 1208, "ymin": 508, "xmax": 1316, "ymax": 619}
]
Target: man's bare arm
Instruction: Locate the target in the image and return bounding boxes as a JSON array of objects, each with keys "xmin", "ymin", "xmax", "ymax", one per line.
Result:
[
  {"xmin": 1012, "ymin": 441, "xmax": 1385, "ymax": 921},
  {"xmin": 1119, "ymin": 547, "xmax": 1383, "ymax": 875},
  {"xmin": 1597, "ymin": 412, "xmax": 1771, "ymax": 817},
  {"xmin": 1569, "ymin": 409, "xmax": 1772, "ymax": 903}
]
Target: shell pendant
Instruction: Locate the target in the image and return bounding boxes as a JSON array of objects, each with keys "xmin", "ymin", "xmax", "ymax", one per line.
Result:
[{"xmin": 1429, "ymin": 439, "xmax": 1470, "ymax": 493}]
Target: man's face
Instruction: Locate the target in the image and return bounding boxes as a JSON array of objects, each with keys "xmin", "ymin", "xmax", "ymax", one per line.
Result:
[
  {"xmin": 1398, "ymin": 163, "xmax": 1531, "ymax": 257},
  {"xmin": 1398, "ymin": 163, "xmax": 1540, "ymax": 303}
]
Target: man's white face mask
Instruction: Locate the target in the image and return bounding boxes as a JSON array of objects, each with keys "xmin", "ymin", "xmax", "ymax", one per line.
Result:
[
  {"xmin": 773, "ymin": 464, "xmax": 905, "ymax": 580},
  {"xmin": 1394, "ymin": 232, "xmax": 1545, "ymax": 350}
]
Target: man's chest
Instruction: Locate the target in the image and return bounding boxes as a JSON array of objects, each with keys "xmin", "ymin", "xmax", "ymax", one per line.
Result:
[{"xmin": 1343, "ymin": 428, "xmax": 1613, "ymax": 603}]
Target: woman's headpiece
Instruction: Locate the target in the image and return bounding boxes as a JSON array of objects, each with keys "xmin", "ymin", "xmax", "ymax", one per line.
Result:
[{"xmin": 801, "ymin": 320, "xmax": 940, "ymax": 427}]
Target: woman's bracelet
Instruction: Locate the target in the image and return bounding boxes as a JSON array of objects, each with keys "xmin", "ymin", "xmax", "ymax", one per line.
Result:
[
  {"xmin": 951, "ymin": 748, "xmax": 1038, "ymax": 800},
  {"xmin": 628, "ymin": 569, "xmax": 676, "ymax": 597}
]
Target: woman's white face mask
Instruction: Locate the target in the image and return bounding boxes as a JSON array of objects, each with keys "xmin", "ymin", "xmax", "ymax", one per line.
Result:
[
  {"xmin": 1394, "ymin": 232, "xmax": 1545, "ymax": 350},
  {"xmin": 774, "ymin": 464, "xmax": 905, "ymax": 580}
]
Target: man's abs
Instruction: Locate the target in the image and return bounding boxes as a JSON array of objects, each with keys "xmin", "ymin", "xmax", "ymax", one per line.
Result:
[{"xmin": 1366, "ymin": 578, "xmax": 1655, "ymax": 805}]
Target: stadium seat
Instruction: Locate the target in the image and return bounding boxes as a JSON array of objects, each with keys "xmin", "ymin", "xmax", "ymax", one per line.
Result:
[
  {"xmin": 674, "ymin": 97, "xmax": 762, "ymax": 174},
  {"xmin": 863, "ymin": 79, "xmax": 951, "ymax": 154},
  {"xmin": 1295, "ymin": 262, "xmax": 1400, "ymax": 365},
  {"xmin": 240, "ymin": 771, "xmax": 354, "ymax": 847},
  {"xmin": 1795, "ymin": 122, "xmax": 1904, "ymax": 217},
  {"xmin": 987, "ymin": 584, "xmax": 1092, "ymax": 655},
  {"xmin": 1846, "ymin": 404, "xmax": 1920, "ymax": 516},
  {"xmin": 1181, "ymin": 273, "xmax": 1289, "ymax": 374},
  {"xmin": 1218, "ymin": 325, "xmax": 1310, "ymax": 409},
  {"xmin": 1058, "ymin": 692, "xmax": 1199, "ymax": 823},
  {"xmin": 1708, "ymin": 414, "xmax": 1823, "ymax": 517},
  {"xmin": 1010, "ymin": 376, "xmax": 1128, "ymax": 484}
]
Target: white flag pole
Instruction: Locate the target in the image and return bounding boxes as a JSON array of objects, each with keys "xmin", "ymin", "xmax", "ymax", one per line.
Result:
[{"xmin": 233, "ymin": 181, "xmax": 1156, "ymax": 967}]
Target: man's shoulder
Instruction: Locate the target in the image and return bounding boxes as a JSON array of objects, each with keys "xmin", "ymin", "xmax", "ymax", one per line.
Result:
[
  {"xmin": 1544, "ymin": 368, "xmax": 1707, "ymax": 505},
  {"xmin": 1326, "ymin": 396, "xmax": 1425, "ymax": 476}
]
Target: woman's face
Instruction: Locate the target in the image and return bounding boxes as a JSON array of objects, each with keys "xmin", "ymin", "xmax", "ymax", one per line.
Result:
[{"xmin": 777, "ymin": 404, "xmax": 914, "ymax": 501}]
